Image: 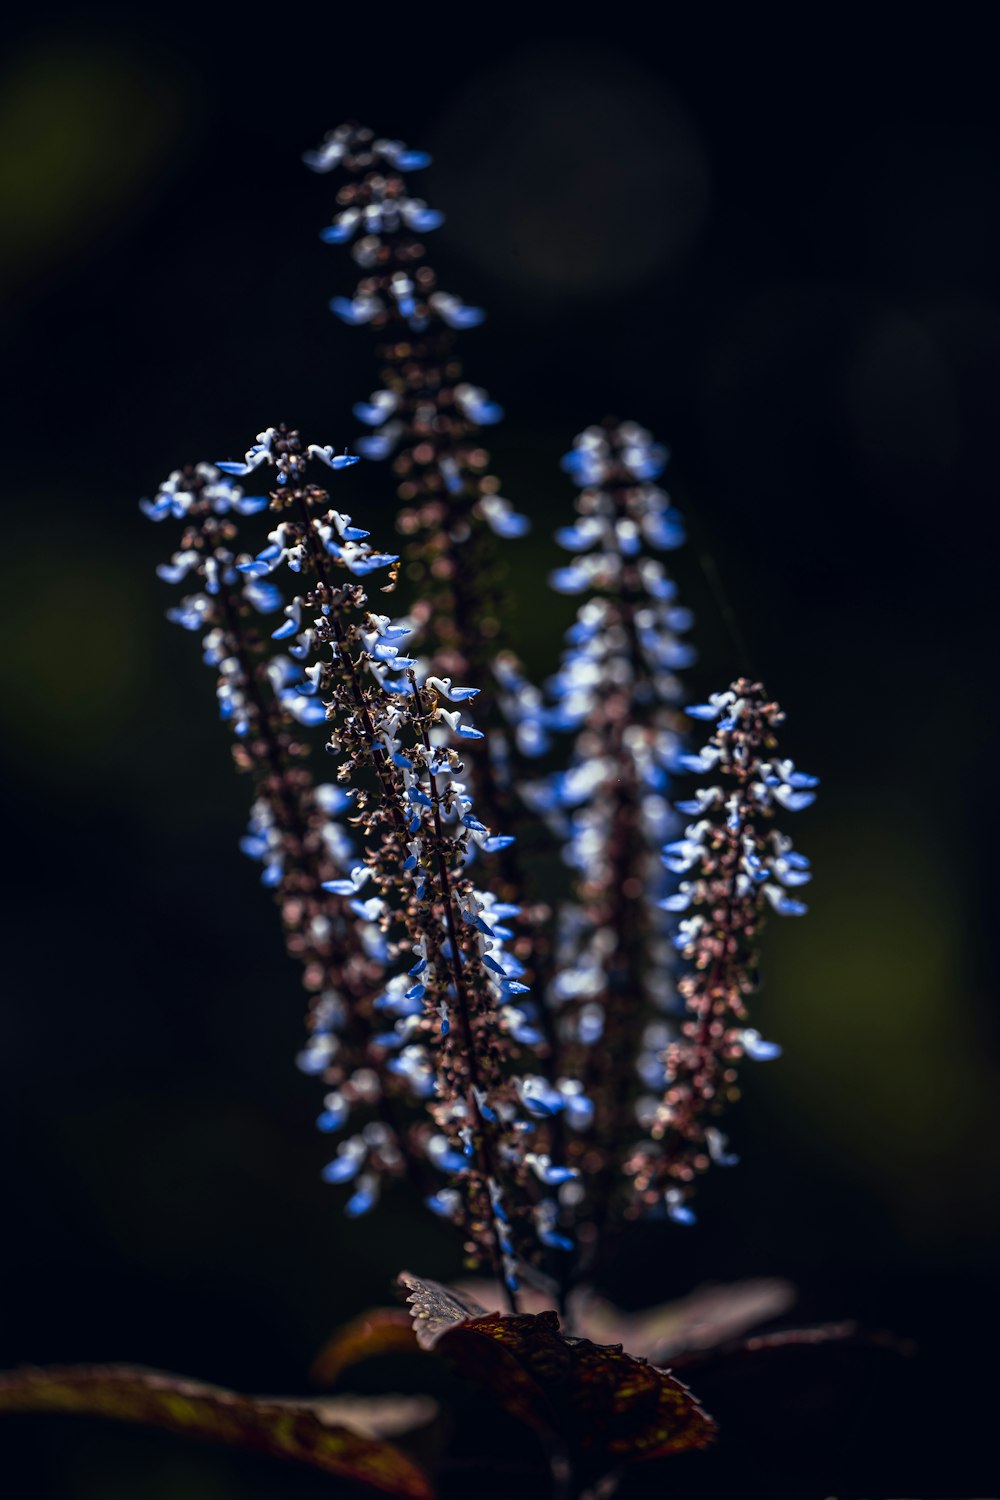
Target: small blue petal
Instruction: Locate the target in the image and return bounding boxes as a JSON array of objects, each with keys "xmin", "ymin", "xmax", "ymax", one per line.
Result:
[
  {"xmin": 659, "ymin": 891, "xmax": 692, "ymax": 912},
  {"xmin": 435, "ymin": 301, "xmax": 485, "ymax": 329},
  {"xmin": 355, "ymin": 434, "xmax": 396, "ymax": 461},
  {"xmin": 426, "ymin": 1191, "xmax": 459, "ymax": 1218},
  {"xmin": 345, "ymin": 1184, "xmax": 377, "ymax": 1217},
  {"xmin": 395, "ymin": 149, "xmax": 432, "ymax": 170},
  {"xmin": 408, "ymin": 207, "xmax": 444, "ymax": 231},
  {"xmin": 667, "ymin": 1201, "xmax": 697, "ymax": 1226},
  {"xmin": 322, "ymin": 1155, "xmax": 362, "ymax": 1184},
  {"xmin": 742, "ymin": 1029, "xmax": 783, "ymax": 1061},
  {"xmin": 482, "ymin": 835, "xmax": 516, "ymax": 853},
  {"xmin": 541, "ymin": 1165, "xmax": 577, "ymax": 1186},
  {"xmin": 540, "ymin": 1229, "xmax": 574, "ymax": 1252},
  {"xmin": 777, "ymin": 789, "xmax": 816, "ymax": 811}
]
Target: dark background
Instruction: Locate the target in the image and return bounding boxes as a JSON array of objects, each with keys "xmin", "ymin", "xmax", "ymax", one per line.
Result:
[{"xmin": 2, "ymin": 9, "xmax": 998, "ymax": 1497}]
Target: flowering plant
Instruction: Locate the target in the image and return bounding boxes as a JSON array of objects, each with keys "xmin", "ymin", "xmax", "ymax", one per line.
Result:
[{"xmin": 1, "ymin": 125, "xmax": 829, "ymax": 1500}]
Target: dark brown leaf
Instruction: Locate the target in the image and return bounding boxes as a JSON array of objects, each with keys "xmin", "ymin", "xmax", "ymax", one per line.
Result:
[
  {"xmin": 398, "ymin": 1272, "xmax": 715, "ymax": 1484},
  {"xmin": 398, "ymin": 1274, "xmax": 491, "ymax": 1349},
  {"xmin": 574, "ymin": 1277, "xmax": 798, "ymax": 1362},
  {"xmin": 453, "ymin": 1276, "xmax": 796, "ymax": 1362},
  {"xmin": 0, "ymin": 1364, "xmax": 434, "ymax": 1499}
]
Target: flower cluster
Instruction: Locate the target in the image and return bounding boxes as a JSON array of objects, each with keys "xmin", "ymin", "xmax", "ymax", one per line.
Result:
[
  {"xmin": 624, "ymin": 680, "xmax": 817, "ymax": 1222},
  {"xmin": 527, "ymin": 421, "xmax": 694, "ymax": 1243},
  {"xmin": 142, "ymin": 456, "xmax": 428, "ymax": 1214},
  {"xmin": 305, "ymin": 125, "xmax": 535, "ymax": 858},
  {"xmin": 143, "ymin": 126, "xmax": 821, "ymax": 1310},
  {"xmin": 212, "ymin": 427, "xmax": 579, "ymax": 1294},
  {"xmin": 306, "ymin": 123, "xmax": 525, "ymax": 542}
]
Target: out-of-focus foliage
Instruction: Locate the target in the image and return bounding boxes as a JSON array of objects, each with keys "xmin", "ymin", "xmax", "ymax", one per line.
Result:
[{"xmin": 0, "ymin": 1365, "xmax": 435, "ymax": 1497}]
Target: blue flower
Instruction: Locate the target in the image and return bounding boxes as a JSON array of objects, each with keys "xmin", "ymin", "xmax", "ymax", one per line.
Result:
[
  {"xmin": 665, "ymin": 1189, "xmax": 696, "ymax": 1225},
  {"xmin": 322, "ymin": 1140, "xmax": 366, "ymax": 1184},
  {"xmin": 330, "ymin": 294, "xmax": 382, "ymax": 325},
  {"xmin": 740, "ymin": 1028, "xmax": 783, "ymax": 1062},
  {"xmin": 430, "ymin": 291, "xmax": 486, "ymax": 328},
  {"xmin": 307, "ymin": 444, "xmax": 361, "ymax": 471},
  {"xmin": 526, "ymin": 1153, "xmax": 579, "ymax": 1187}
]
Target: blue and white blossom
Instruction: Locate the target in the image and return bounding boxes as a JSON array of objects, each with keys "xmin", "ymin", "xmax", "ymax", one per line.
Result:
[
  {"xmin": 626, "ymin": 680, "xmax": 817, "ymax": 1219},
  {"xmin": 303, "ymin": 125, "xmax": 432, "ymax": 177},
  {"xmin": 139, "ymin": 121, "xmax": 830, "ymax": 1321},
  {"xmin": 534, "ymin": 423, "xmax": 694, "ymax": 1210},
  {"xmin": 140, "ymin": 462, "xmax": 269, "ymax": 522}
]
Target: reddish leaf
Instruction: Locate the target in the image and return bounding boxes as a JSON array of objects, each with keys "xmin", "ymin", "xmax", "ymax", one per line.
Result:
[
  {"xmin": 399, "ymin": 1272, "xmax": 715, "ymax": 1485},
  {"xmin": 0, "ymin": 1364, "xmax": 434, "ymax": 1499},
  {"xmin": 454, "ymin": 1276, "xmax": 796, "ymax": 1362},
  {"xmin": 311, "ymin": 1309, "xmax": 420, "ymax": 1387},
  {"xmin": 278, "ymin": 1393, "xmax": 439, "ymax": 1440},
  {"xmin": 573, "ymin": 1277, "xmax": 797, "ymax": 1363}
]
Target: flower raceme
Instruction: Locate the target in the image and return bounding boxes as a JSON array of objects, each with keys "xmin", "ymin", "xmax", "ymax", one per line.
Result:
[
  {"xmin": 305, "ymin": 122, "xmax": 527, "ymax": 625},
  {"xmin": 528, "ymin": 420, "xmax": 694, "ymax": 1246},
  {"xmin": 144, "ymin": 427, "xmax": 818, "ymax": 1286},
  {"xmin": 149, "ymin": 426, "xmax": 582, "ymax": 1298},
  {"xmin": 305, "ymin": 124, "xmax": 535, "ymax": 874},
  {"xmin": 142, "ymin": 456, "xmax": 427, "ymax": 1212},
  {"xmin": 625, "ymin": 679, "xmax": 818, "ymax": 1223}
]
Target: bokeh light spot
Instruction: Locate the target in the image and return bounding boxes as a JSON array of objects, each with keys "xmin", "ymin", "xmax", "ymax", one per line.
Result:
[
  {"xmin": 428, "ymin": 43, "xmax": 711, "ymax": 297},
  {"xmin": 0, "ymin": 33, "xmax": 188, "ymax": 292}
]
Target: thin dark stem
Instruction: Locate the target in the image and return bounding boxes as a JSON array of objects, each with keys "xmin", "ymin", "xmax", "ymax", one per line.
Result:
[
  {"xmin": 414, "ymin": 698, "xmax": 520, "ymax": 1314},
  {"xmin": 220, "ymin": 516, "xmax": 437, "ymax": 1195},
  {"xmin": 293, "ymin": 493, "xmax": 410, "ymax": 828},
  {"xmin": 581, "ymin": 473, "xmax": 654, "ymax": 1240},
  {"xmin": 294, "ymin": 493, "xmax": 519, "ymax": 1302},
  {"xmin": 215, "ymin": 581, "xmax": 306, "ymax": 835}
]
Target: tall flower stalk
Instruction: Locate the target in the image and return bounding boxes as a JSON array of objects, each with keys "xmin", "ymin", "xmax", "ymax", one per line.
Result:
[
  {"xmin": 532, "ymin": 420, "xmax": 693, "ymax": 1255},
  {"xmin": 626, "ymin": 679, "xmax": 817, "ymax": 1221},
  {"xmin": 143, "ymin": 454, "xmax": 430, "ymax": 1208},
  {"xmin": 305, "ymin": 124, "xmax": 537, "ymax": 888},
  {"xmin": 219, "ymin": 425, "xmax": 578, "ymax": 1301}
]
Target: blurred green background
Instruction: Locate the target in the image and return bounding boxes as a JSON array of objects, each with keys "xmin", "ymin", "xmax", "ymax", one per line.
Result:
[{"xmin": 1, "ymin": 9, "xmax": 998, "ymax": 1497}]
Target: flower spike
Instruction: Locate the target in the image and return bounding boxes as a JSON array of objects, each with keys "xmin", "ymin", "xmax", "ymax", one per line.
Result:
[
  {"xmin": 142, "ymin": 452, "xmax": 435, "ymax": 1212},
  {"xmin": 534, "ymin": 420, "xmax": 693, "ymax": 1246},
  {"xmin": 224, "ymin": 426, "xmax": 573, "ymax": 1299},
  {"xmin": 305, "ymin": 124, "xmax": 537, "ymax": 848},
  {"xmin": 626, "ymin": 679, "xmax": 818, "ymax": 1222}
]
